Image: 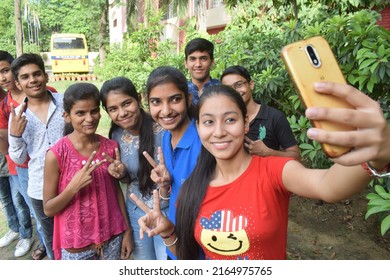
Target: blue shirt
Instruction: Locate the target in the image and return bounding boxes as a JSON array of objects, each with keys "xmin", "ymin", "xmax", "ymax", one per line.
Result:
[
  {"xmin": 188, "ymin": 78, "xmax": 220, "ymax": 105},
  {"xmin": 162, "ymin": 119, "xmax": 202, "ymax": 259}
]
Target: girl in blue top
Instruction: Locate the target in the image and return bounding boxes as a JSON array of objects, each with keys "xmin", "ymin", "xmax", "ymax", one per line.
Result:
[
  {"xmin": 145, "ymin": 66, "xmax": 202, "ymax": 259},
  {"xmin": 100, "ymin": 77, "xmax": 168, "ymax": 260}
]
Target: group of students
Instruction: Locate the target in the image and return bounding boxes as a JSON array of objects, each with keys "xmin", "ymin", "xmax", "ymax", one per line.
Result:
[{"xmin": 0, "ymin": 37, "xmax": 389, "ymax": 260}]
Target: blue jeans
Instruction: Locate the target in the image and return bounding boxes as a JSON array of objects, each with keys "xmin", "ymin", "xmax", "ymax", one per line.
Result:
[
  {"xmin": 0, "ymin": 175, "xmax": 32, "ymax": 239},
  {"xmin": 126, "ymin": 199, "xmax": 168, "ymax": 260},
  {"xmin": 30, "ymin": 198, "xmax": 54, "ymax": 259},
  {"xmin": 15, "ymin": 167, "xmax": 45, "ymax": 246}
]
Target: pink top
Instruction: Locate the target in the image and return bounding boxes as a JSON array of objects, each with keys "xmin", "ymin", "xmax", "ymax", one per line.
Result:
[{"xmin": 50, "ymin": 135, "xmax": 127, "ymax": 259}]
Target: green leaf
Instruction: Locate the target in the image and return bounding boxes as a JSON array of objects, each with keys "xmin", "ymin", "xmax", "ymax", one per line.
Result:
[
  {"xmin": 375, "ymin": 185, "xmax": 390, "ymax": 200},
  {"xmin": 366, "ymin": 193, "xmax": 381, "ymax": 200},
  {"xmin": 381, "ymin": 215, "xmax": 390, "ymax": 236},
  {"xmin": 365, "ymin": 205, "xmax": 389, "ymax": 219},
  {"xmin": 299, "ymin": 143, "xmax": 313, "ymax": 150}
]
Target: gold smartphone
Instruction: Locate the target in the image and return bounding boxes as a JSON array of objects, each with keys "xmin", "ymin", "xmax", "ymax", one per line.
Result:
[{"xmin": 281, "ymin": 36, "xmax": 355, "ymax": 158}]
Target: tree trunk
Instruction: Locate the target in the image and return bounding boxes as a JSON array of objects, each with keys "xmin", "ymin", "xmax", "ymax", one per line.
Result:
[
  {"xmin": 99, "ymin": 0, "xmax": 108, "ymax": 65},
  {"xmin": 196, "ymin": 0, "xmax": 207, "ymax": 32},
  {"xmin": 14, "ymin": 0, "xmax": 23, "ymax": 56}
]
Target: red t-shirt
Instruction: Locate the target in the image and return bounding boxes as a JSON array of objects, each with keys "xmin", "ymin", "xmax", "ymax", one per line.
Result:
[
  {"xmin": 0, "ymin": 87, "xmax": 58, "ymax": 174},
  {"xmin": 194, "ymin": 156, "xmax": 292, "ymax": 260}
]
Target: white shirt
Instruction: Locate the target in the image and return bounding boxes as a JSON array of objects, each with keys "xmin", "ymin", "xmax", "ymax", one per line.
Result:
[{"xmin": 8, "ymin": 91, "xmax": 64, "ymax": 200}]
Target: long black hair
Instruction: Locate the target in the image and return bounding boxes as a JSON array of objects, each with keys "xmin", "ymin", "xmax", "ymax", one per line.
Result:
[
  {"xmin": 175, "ymin": 85, "xmax": 248, "ymax": 259},
  {"xmin": 100, "ymin": 77, "xmax": 156, "ymax": 196},
  {"xmin": 63, "ymin": 82, "xmax": 100, "ymax": 136}
]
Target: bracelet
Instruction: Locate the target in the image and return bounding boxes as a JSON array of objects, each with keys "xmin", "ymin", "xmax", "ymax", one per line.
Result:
[
  {"xmin": 163, "ymin": 236, "xmax": 178, "ymax": 247},
  {"xmin": 158, "ymin": 185, "xmax": 171, "ymax": 201},
  {"xmin": 361, "ymin": 162, "xmax": 390, "ymax": 178},
  {"xmin": 161, "ymin": 228, "xmax": 175, "ymax": 239},
  {"xmin": 9, "ymin": 134, "xmax": 22, "ymax": 138}
]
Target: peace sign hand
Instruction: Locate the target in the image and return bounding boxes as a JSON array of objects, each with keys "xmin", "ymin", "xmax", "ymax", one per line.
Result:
[
  {"xmin": 143, "ymin": 147, "xmax": 171, "ymax": 188},
  {"xmin": 9, "ymin": 103, "xmax": 27, "ymax": 137},
  {"xmin": 130, "ymin": 190, "xmax": 174, "ymax": 239},
  {"xmin": 102, "ymin": 148, "xmax": 127, "ymax": 180},
  {"xmin": 69, "ymin": 151, "xmax": 106, "ymax": 194}
]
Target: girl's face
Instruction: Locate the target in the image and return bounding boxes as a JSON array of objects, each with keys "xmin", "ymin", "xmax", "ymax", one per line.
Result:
[
  {"xmin": 197, "ymin": 94, "xmax": 247, "ymax": 161},
  {"xmin": 65, "ymin": 98, "xmax": 101, "ymax": 135},
  {"xmin": 105, "ymin": 90, "xmax": 141, "ymax": 133},
  {"xmin": 148, "ymin": 82, "xmax": 189, "ymax": 131}
]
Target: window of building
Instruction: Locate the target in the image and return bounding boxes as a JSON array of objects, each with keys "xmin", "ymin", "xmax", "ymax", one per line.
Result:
[{"xmin": 210, "ymin": 0, "xmax": 224, "ymax": 8}]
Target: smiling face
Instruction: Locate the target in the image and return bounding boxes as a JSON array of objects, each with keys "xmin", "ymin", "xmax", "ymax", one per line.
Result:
[
  {"xmin": 185, "ymin": 50, "xmax": 214, "ymax": 83},
  {"xmin": 105, "ymin": 90, "xmax": 141, "ymax": 134},
  {"xmin": 221, "ymin": 74, "xmax": 254, "ymax": 105},
  {"xmin": 14, "ymin": 63, "xmax": 48, "ymax": 99},
  {"xmin": 64, "ymin": 98, "xmax": 101, "ymax": 136},
  {"xmin": 148, "ymin": 82, "xmax": 190, "ymax": 132},
  {"xmin": 200, "ymin": 228, "xmax": 250, "ymax": 255},
  {"xmin": 0, "ymin": 60, "xmax": 16, "ymax": 91},
  {"xmin": 197, "ymin": 94, "xmax": 248, "ymax": 161}
]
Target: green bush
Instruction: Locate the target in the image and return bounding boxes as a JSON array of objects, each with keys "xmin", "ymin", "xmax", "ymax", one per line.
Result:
[{"xmin": 94, "ymin": 1, "xmax": 390, "ymax": 235}]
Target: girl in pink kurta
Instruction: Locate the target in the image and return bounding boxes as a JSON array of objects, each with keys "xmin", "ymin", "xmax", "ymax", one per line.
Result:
[{"xmin": 43, "ymin": 83, "xmax": 133, "ymax": 260}]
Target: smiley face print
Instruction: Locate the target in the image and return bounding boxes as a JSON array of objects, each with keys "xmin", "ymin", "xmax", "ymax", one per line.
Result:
[{"xmin": 199, "ymin": 210, "xmax": 250, "ymax": 256}]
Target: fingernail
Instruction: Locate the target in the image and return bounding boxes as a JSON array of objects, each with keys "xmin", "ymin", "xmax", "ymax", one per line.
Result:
[
  {"xmin": 305, "ymin": 108, "xmax": 318, "ymax": 118},
  {"xmin": 307, "ymin": 128, "xmax": 318, "ymax": 139},
  {"xmin": 314, "ymin": 82, "xmax": 326, "ymax": 90}
]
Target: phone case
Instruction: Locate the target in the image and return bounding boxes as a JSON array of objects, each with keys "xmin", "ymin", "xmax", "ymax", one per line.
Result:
[{"xmin": 281, "ymin": 36, "xmax": 355, "ymax": 158}]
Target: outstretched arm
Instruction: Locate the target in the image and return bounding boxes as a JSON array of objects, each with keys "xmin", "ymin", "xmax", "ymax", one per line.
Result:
[{"xmin": 283, "ymin": 82, "xmax": 390, "ymax": 202}]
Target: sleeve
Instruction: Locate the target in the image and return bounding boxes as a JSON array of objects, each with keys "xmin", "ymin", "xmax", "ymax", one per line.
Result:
[
  {"xmin": 7, "ymin": 114, "xmax": 28, "ymax": 165},
  {"xmin": 0, "ymin": 101, "xmax": 9, "ymax": 129}
]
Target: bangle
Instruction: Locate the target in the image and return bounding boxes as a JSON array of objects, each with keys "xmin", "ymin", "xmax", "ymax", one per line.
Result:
[
  {"xmin": 361, "ymin": 162, "xmax": 390, "ymax": 178},
  {"xmin": 9, "ymin": 134, "xmax": 22, "ymax": 138},
  {"xmin": 161, "ymin": 228, "xmax": 175, "ymax": 239},
  {"xmin": 163, "ymin": 236, "xmax": 178, "ymax": 247},
  {"xmin": 158, "ymin": 185, "xmax": 171, "ymax": 201}
]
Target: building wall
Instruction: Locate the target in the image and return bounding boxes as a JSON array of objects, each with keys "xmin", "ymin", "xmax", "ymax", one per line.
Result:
[
  {"xmin": 109, "ymin": 0, "xmax": 127, "ymax": 45},
  {"xmin": 378, "ymin": 6, "xmax": 390, "ymax": 30},
  {"xmin": 108, "ymin": 0, "xmax": 229, "ymax": 46}
]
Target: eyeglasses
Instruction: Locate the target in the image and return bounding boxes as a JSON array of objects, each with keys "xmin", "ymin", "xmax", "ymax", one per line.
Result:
[{"xmin": 232, "ymin": 80, "xmax": 248, "ymax": 90}]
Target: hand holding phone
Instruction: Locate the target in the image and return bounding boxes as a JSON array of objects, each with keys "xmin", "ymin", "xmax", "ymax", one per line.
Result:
[{"xmin": 281, "ymin": 36, "xmax": 355, "ymax": 158}]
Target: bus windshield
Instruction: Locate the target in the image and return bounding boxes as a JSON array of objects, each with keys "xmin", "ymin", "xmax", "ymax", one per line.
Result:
[{"xmin": 52, "ymin": 37, "xmax": 85, "ymax": 50}]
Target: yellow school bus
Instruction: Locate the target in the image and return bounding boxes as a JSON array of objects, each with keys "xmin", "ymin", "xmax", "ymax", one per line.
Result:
[{"xmin": 50, "ymin": 33, "xmax": 89, "ymax": 74}]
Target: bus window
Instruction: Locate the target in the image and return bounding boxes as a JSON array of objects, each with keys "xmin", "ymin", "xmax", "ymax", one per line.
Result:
[{"xmin": 50, "ymin": 33, "xmax": 89, "ymax": 74}]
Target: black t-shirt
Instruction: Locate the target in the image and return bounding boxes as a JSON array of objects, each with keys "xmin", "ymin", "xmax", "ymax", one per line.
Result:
[{"xmin": 247, "ymin": 101, "xmax": 297, "ymax": 150}]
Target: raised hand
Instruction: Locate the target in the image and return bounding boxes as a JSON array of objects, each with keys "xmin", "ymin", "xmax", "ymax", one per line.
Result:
[
  {"xmin": 102, "ymin": 148, "xmax": 127, "ymax": 179},
  {"xmin": 305, "ymin": 82, "xmax": 390, "ymax": 167},
  {"xmin": 69, "ymin": 151, "xmax": 106, "ymax": 193},
  {"xmin": 9, "ymin": 102, "xmax": 27, "ymax": 137},
  {"xmin": 244, "ymin": 136, "xmax": 270, "ymax": 156},
  {"xmin": 143, "ymin": 146, "xmax": 171, "ymax": 187},
  {"xmin": 130, "ymin": 190, "xmax": 174, "ymax": 239}
]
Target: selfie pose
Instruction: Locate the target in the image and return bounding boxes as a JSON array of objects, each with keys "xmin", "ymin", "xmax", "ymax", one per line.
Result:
[{"xmin": 131, "ymin": 83, "xmax": 390, "ymax": 260}]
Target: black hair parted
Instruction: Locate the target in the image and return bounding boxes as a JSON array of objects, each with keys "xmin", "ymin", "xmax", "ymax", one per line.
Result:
[
  {"xmin": 220, "ymin": 65, "xmax": 252, "ymax": 82},
  {"xmin": 184, "ymin": 38, "xmax": 215, "ymax": 60},
  {"xmin": 11, "ymin": 53, "xmax": 46, "ymax": 80}
]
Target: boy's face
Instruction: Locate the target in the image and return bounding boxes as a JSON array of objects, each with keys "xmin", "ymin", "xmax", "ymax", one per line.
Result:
[
  {"xmin": 221, "ymin": 73, "xmax": 255, "ymax": 105},
  {"xmin": 184, "ymin": 50, "xmax": 214, "ymax": 83},
  {"xmin": 0, "ymin": 60, "xmax": 17, "ymax": 91},
  {"xmin": 15, "ymin": 63, "xmax": 48, "ymax": 99}
]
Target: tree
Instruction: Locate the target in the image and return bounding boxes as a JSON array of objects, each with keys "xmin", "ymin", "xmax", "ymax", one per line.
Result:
[{"xmin": 14, "ymin": 0, "xmax": 23, "ymax": 56}]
